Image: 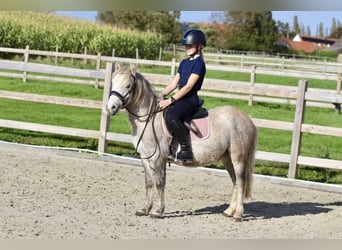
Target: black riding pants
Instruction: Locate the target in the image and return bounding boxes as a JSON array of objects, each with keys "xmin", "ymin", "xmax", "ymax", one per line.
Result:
[{"xmin": 165, "ymin": 95, "xmax": 199, "ymax": 134}]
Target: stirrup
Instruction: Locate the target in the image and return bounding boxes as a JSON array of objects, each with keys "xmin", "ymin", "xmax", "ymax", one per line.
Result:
[
  {"xmin": 175, "ymin": 158, "xmax": 193, "ymax": 164},
  {"xmin": 175, "ymin": 150, "xmax": 193, "ymax": 163},
  {"xmin": 168, "ymin": 137, "xmax": 178, "ymax": 162},
  {"xmin": 167, "ymin": 153, "xmax": 176, "ymax": 161}
]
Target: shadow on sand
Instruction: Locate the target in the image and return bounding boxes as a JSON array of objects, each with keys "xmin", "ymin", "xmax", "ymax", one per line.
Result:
[{"xmin": 163, "ymin": 201, "xmax": 342, "ymax": 221}]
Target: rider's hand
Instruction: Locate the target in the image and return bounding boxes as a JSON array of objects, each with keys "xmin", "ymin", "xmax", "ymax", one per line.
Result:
[{"xmin": 158, "ymin": 99, "xmax": 172, "ymax": 110}]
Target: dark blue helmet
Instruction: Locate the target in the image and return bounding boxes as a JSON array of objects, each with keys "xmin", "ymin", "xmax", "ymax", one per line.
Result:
[{"xmin": 181, "ymin": 29, "xmax": 207, "ymax": 47}]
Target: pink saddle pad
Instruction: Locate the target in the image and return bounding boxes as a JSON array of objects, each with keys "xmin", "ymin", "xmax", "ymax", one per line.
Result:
[{"xmin": 162, "ymin": 116, "xmax": 210, "ymax": 141}]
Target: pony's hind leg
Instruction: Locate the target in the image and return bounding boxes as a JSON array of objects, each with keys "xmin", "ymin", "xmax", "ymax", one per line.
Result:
[
  {"xmin": 221, "ymin": 153, "xmax": 238, "ymax": 218},
  {"xmin": 230, "ymin": 162, "xmax": 245, "ymax": 222},
  {"xmin": 222, "ymin": 153, "xmax": 245, "ymax": 222}
]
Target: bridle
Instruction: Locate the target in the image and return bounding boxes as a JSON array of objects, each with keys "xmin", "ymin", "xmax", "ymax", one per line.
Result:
[
  {"xmin": 109, "ymin": 74, "xmax": 137, "ymax": 109},
  {"xmin": 108, "ymin": 72, "xmax": 163, "ymax": 160}
]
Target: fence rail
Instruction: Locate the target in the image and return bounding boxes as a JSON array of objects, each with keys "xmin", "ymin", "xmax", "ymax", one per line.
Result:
[
  {"xmin": 1, "ymin": 45, "xmax": 342, "ymax": 79},
  {"xmin": 1, "ymin": 50, "xmax": 342, "ymax": 181},
  {"xmin": 1, "ymin": 46, "xmax": 341, "ymax": 112}
]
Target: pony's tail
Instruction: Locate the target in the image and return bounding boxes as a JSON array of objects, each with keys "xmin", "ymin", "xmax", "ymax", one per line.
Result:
[{"xmin": 243, "ymin": 125, "xmax": 257, "ymax": 199}]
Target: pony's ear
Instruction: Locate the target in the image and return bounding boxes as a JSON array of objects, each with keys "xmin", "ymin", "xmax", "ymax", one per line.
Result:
[
  {"xmin": 115, "ymin": 63, "xmax": 121, "ymax": 71},
  {"xmin": 130, "ymin": 64, "xmax": 138, "ymax": 76}
]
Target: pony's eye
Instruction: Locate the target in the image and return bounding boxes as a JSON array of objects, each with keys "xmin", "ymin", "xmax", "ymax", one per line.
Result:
[{"xmin": 126, "ymin": 84, "xmax": 131, "ymax": 89}]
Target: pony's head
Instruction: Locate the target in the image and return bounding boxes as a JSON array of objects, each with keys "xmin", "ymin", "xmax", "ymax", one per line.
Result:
[{"xmin": 106, "ymin": 64, "xmax": 137, "ymax": 115}]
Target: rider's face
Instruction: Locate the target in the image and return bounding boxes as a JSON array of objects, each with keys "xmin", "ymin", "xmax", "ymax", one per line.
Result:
[{"xmin": 185, "ymin": 44, "xmax": 197, "ymax": 56}]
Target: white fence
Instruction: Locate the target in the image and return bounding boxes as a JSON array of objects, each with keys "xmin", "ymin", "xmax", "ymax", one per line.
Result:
[
  {"xmin": 1, "ymin": 48, "xmax": 342, "ymax": 180},
  {"xmin": 1, "ymin": 46, "xmax": 341, "ymax": 112}
]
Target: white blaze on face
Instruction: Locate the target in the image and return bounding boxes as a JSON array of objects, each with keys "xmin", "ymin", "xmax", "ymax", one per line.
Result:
[{"xmin": 106, "ymin": 73, "xmax": 131, "ymax": 115}]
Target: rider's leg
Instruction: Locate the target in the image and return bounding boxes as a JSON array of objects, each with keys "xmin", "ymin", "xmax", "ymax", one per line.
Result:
[
  {"xmin": 165, "ymin": 96, "xmax": 197, "ymax": 162},
  {"xmin": 167, "ymin": 136, "xmax": 178, "ymax": 161},
  {"xmin": 168, "ymin": 119, "xmax": 193, "ymax": 162}
]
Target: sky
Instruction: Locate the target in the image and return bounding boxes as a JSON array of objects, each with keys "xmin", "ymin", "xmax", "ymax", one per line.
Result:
[{"xmin": 56, "ymin": 11, "xmax": 342, "ymax": 36}]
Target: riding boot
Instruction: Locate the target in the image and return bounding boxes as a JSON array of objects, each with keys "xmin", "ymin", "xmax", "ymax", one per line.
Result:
[
  {"xmin": 169, "ymin": 120, "xmax": 193, "ymax": 163},
  {"xmin": 167, "ymin": 137, "xmax": 178, "ymax": 161}
]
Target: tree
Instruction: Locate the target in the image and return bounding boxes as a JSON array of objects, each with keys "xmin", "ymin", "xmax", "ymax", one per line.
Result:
[
  {"xmin": 331, "ymin": 27, "xmax": 342, "ymax": 39},
  {"xmin": 210, "ymin": 11, "xmax": 225, "ymax": 23},
  {"xmin": 331, "ymin": 17, "xmax": 337, "ymax": 34},
  {"xmin": 96, "ymin": 11, "xmax": 182, "ymax": 45},
  {"xmin": 276, "ymin": 21, "xmax": 290, "ymax": 39},
  {"xmin": 224, "ymin": 11, "xmax": 278, "ymax": 53},
  {"xmin": 292, "ymin": 15, "xmax": 300, "ymax": 34},
  {"xmin": 318, "ymin": 22, "xmax": 324, "ymax": 37},
  {"xmin": 306, "ymin": 26, "xmax": 311, "ymax": 36},
  {"xmin": 300, "ymin": 24, "xmax": 305, "ymax": 35},
  {"xmin": 330, "ymin": 18, "xmax": 342, "ymax": 38}
]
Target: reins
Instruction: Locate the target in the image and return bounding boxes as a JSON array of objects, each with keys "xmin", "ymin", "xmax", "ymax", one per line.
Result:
[
  {"xmin": 109, "ymin": 72, "xmax": 163, "ymax": 160},
  {"xmin": 127, "ymin": 95, "xmax": 162, "ymax": 160}
]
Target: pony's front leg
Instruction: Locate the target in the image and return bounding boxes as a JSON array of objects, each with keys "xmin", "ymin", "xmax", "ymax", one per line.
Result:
[
  {"xmin": 150, "ymin": 160, "xmax": 167, "ymax": 219},
  {"xmin": 135, "ymin": 162, "xmax": 154, "ymax": 216}
]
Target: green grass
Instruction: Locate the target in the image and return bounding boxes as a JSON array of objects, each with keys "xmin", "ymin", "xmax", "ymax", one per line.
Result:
[
  {"xmin": 141, "ymin": 64, "xmax": 338, "ymax": 90},
  {"xmin": 1, "ymin": 66, "xmax": 342, "ymax": 184},
  {"xmin": 0, "ymin": 75, "xmax": 103, "ymax": 100}
]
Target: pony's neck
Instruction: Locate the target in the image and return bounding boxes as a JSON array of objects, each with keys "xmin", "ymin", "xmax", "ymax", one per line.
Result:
[
  {"xmin": 126, "ymin": 75, "xmax": 157, "ymax": 123},
  {"xmin": 127, "ymin": 91, "xmax": 157, "ymax": 141},
  {"xmin": 128, "ymin": 93, "xmax": 155, "ymax": 117}
]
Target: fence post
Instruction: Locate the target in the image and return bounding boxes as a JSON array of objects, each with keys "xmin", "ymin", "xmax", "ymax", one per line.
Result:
[
  {"xmin": 337, "ymin": 73, "xmax": 342, "ymax": 94},
  {"xmin": 95, "ymin": 52, "xmax": 101, "ymax": 89},
  {"xmin": 22, "ymin": 45, "xmax": 29, "ymax": 83},
  {"xmin": 288, "ymin": 80, "xmax": 308, "ymax": 179},
  {"xmin": 159, "ymin": 47, "xmax": 162, "ymax": 61},
  {"xmin": 171, "ymin": 58, "xmax": 176, "ymax": 76},
  {"xmin": 55, "ymin": 45, "xmax": 59, "ymax": 65},
  {"xmin": 333, "ymin": 73, "xmax": 342, "ymax": 114},
  {"xmin": 98, "ymin": 62, "xmax": 115, "ymax": 153},
  {"xmin": 136, "ymin": 48, "xmax": 139, "ymax": 59},
  {"xmin": 324, "ymin": 58, "xmax": 327, "ymax": 73},
  {"xmin": 248, "ymin": 65, "xmax": 256, "ymax": 106},
  {"xmin": 84, "ymin": 47, "xmax": 88, "ymax": 64}
]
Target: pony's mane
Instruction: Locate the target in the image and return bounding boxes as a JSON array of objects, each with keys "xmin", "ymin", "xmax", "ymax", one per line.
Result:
[
  {"xmin": 115, "ymin": 65, "xmax": 157, "ymax": 107},
  {"xmin": 115, "ymin": 65, "xmax": 131, "ymax": 74},
  {"xmin": 132, "ymin": 71, "xmax": 157, "ymax": 106}
]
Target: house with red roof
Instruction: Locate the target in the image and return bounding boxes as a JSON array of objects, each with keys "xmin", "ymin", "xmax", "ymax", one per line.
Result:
[{"xmin": 277, "ymin": 34, "xmax": 338, "ymax": 53}]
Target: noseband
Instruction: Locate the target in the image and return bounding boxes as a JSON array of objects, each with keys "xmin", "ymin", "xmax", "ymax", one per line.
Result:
[{"xmin": 109, "ymin": 74, "xmax": 136, "ymax": 108}]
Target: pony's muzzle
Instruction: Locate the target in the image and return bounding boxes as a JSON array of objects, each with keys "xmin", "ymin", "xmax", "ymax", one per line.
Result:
[
  {"xmin": 107, "ymin": 105, "xmax": 118, "ymax": 116},
  {"xmin": 106, "ymin": 95, "xmax": 122, "ymax": 115}
]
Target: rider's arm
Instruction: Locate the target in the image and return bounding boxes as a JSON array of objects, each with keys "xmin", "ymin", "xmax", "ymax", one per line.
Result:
[
  {"xmin": 160, "ymin": 73, "xmax": 180, "ymax": 97},
  {"xmin": 172, "ymin": 73, "xmax": 199, "ymax": 101}
]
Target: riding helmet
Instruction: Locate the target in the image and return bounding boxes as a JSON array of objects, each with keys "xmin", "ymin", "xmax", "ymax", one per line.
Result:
[{"xmin": 181, "ymin": 29, "xmax": 207, "ymax": 47}]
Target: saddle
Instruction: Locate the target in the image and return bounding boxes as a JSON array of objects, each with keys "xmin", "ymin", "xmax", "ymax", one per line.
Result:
[
  {"xmin": 162, "ymin": 99, "xmax": 210, "ymax": 141},
  {"xmin": 191, "ymin": 99, "xmax": 208, "ymax": 119}
]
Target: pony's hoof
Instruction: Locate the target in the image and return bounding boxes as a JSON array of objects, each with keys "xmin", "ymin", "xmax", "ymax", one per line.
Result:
[
  {"xmin": 222, "ymin": 212, "xmax": 242, "ymax": 222},
  {"xmin": 150, "ymin": 212, "xmax": 164, "ymax": 219},
  {"xmin": 233, "ymin": 217, "xmax": 242, "ymax": 222},
  {"xmin": 222, "ymin": 212, "xmax": 232, "ymax": 218},
  {"xmin": 135, "ymin": 210, "xmax": 149, "ymax": 216}
]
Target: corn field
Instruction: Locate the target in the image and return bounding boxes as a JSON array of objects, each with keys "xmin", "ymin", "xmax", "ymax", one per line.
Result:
[{"xmin": 0, "ymin": 11, "xmax": 164, "ymax": 59}]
